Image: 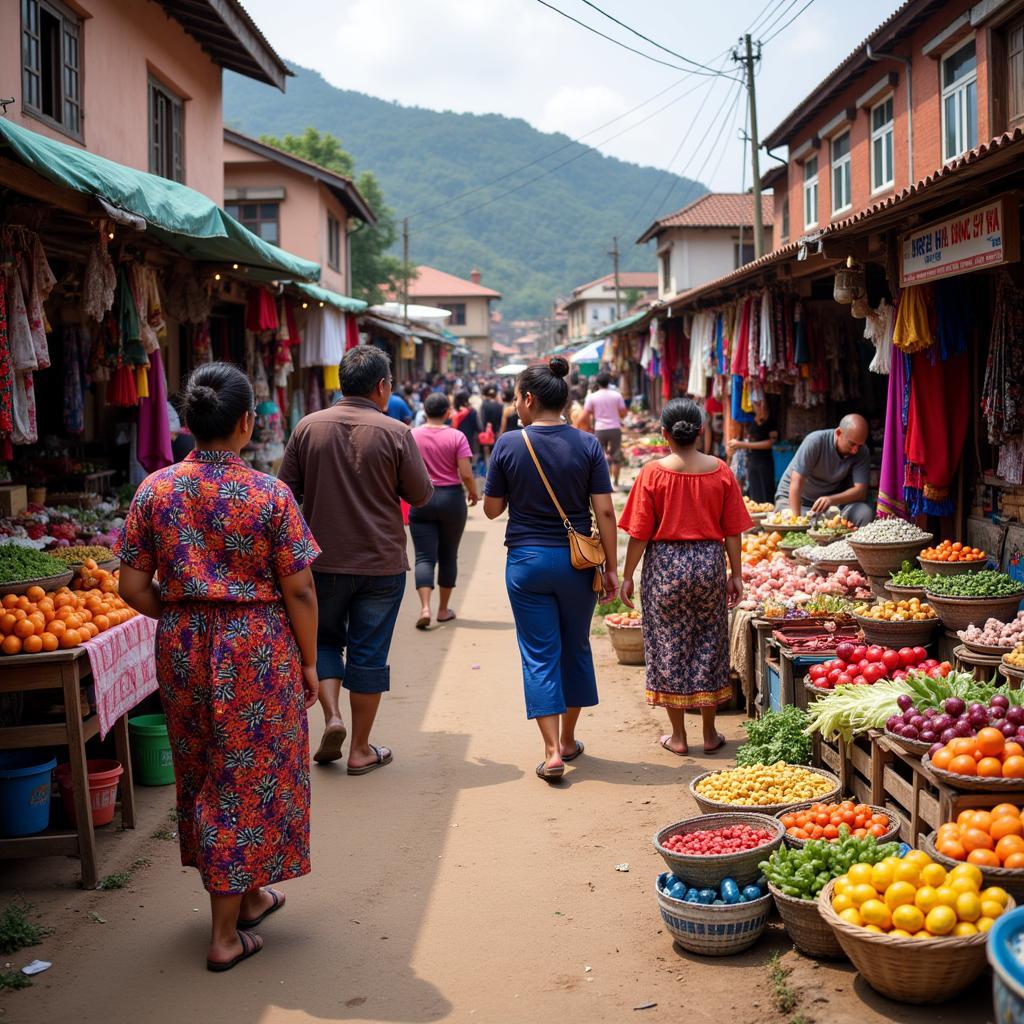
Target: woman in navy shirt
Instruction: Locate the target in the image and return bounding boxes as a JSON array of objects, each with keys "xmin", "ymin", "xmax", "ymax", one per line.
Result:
[{"xmin": 484, "ymin": 357, "xmax": 619, "ymax": 782}]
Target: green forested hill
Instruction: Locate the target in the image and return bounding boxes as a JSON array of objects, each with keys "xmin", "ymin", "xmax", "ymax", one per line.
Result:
[{"xmin": 224, "ymin": 65, "xmax": 705, "ymax": 319}]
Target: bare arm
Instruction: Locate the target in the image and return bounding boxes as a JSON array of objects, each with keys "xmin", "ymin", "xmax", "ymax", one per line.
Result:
[
  {"xmin": 279, "ymin": 567, "xmax": 319, "ymax": 709},
  {"xmin": 117, "ymin": 564, "xmax": 162, "ymax": 620},
  {"xmin": 458, "ymin": 456, "xmax": 478, "ymax": 506},
  {"xmin": 591, "ymin": 492, "xmax": 619, "ymax": 601},
  {"xmin": 725, "ymin": 534, "xmax": 744, "ymax": 608}
]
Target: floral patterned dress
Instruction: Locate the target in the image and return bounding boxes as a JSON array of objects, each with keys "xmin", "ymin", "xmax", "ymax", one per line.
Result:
[{"xmin": 115, "ymin": 450, "xmax": 320, "ymax": 895}]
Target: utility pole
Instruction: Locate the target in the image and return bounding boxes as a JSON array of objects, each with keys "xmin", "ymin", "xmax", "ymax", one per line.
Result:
[
  {"xmin": 609, "ymin": 236, "xmax": 622, "ymax": 323},
  {"xmin": 402, "ymin": 216, "xmax": 410, "ymax": 326},
  {"xmin": 734, "ymin": 34, "xmax": 765, "ymax": 258}
]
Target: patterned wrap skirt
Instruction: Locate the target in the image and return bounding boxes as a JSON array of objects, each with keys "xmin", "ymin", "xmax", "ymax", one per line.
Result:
[
  {"xmin": 157, "ymin": 601, "xmax": 311, "ymax": 895},
  {"xmin": 640, "ymin": 540, "xmax": 732, "ymax": 709}
]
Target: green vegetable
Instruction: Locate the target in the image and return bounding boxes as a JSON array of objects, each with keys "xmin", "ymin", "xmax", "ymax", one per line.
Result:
[
  {"xmin": 759, "ymin": 831, "xmax": 899, "ymax": 900},
  {"xmin": 0, "ymin": 546, "xmax": 68, "ymax": 584},
  {"xmin": 888, "ymin": 561, "xmax": 930, "ymax": 587},
  {"xmin": 925, "ymin": 570, "xmax": 1024, "ymax": 598},
  {"xmin": 737, "ymin": 706, "xmax": 812, "ymax": 766}
]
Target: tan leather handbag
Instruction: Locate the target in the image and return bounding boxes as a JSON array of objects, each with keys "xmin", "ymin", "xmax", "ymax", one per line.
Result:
[{"xmin": 522, "ymin": 429, "xmax": 605, "ymax": 592}]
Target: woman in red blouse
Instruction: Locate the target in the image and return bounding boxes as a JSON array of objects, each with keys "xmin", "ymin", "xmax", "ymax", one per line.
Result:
[{"xmin": 618, "ymin": 398, "xmax": 752, "ymax": 756}]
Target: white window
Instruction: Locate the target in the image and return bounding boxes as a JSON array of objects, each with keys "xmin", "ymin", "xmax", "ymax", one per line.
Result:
[
  {"xmin": 942, "ymin": 39, "xmax": 978, "ymax": 161},
  {"xmin": 803, "ymin": 155, "xmax": 819, "ymax": 229},
  {"xmin": 870, "ymin": 96, "xmax": 894, "ymax": 192},
  {"xmin": 831, "ymin": 130, "xmax": 852, "ymax": 214}
]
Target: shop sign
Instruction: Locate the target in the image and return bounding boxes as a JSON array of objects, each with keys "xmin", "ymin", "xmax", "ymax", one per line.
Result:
[
  {"xmin": 899, "ymin": 195, "xmax": 1020, "ymax": 286},
  {"xmin": 87, "ymin": 615, "xmax": 158, "ymax": 739}
]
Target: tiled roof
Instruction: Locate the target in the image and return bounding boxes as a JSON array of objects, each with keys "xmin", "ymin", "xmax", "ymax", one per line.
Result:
[
  {"xmin": 570, "ymin": 271, "xmax": 659, "ymax": 297},
  {"xmin": 407, "ymin": 265, "xmax": 501, "ymax": 299},
  {"xmin": 637, "ymin": 193, "xmax": 774, "ymax": 243}
]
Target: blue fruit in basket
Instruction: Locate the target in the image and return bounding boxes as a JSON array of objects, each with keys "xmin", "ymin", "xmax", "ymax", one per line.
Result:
[
  {"xmin": 720, "ymin": 878, "xmax": 741, "ymax": 904},
  {"xmin": 698, "ymin": 888, "xmax": 717, "ymax": 904},
  {"xmin": 742, "ymin": 885, "xmax": 763, "ymax": 902}
]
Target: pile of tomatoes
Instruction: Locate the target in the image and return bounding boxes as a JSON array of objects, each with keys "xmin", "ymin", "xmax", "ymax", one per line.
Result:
[
  {"xmin": 919, "ymin": 540, "xmax": 987, "ymax": 563},
  {"xmin": 807, "ymin": 643, "xmax": 945, "ymax": 689},
  {"xmin": 662, "ymin": 824, "xmax": 776, "ymax": 855},
  {"xmin": 779, "ymin": 801, "xmax": 891, "ymax": 842},
  {"xmin": 934, "ymin": 804, "xmax": 1024, "ymax": 868},
  {"xmin": 0, "ymin": 562, "xmax": 136, "ymax": 655},
  {"xmin": 929, "ymin": 727, "xmax": 1024, "ymax": 780}
]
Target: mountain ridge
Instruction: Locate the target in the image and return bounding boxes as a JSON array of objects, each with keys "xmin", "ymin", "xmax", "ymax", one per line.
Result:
[{"xmin": 224, "ymin": 64, "xmax": 706, "ymax": 319}]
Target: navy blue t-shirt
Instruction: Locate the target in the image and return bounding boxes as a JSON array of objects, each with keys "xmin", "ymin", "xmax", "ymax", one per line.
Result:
[{"xmin": 485, "ymin": 425, "xmax": 612, "ymax": 548}]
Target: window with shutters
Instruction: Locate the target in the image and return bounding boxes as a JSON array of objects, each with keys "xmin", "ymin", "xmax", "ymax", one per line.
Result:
[
  {"xmin": 149, "ymin": 78, "xmax": 184, "ymax": 183},
  {"xmin": 21, "ymin": 0, "xmax": 82, "ymax": 140}
]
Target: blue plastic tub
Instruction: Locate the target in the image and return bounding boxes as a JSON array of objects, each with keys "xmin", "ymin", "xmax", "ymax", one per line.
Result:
[
  {"xmin": 0, "ymin": 751, "xmax": 57, "ymax": 837},
  {"xmin": 990, "ymin": 906, "xmax": 1024, "ymax": 1023}
]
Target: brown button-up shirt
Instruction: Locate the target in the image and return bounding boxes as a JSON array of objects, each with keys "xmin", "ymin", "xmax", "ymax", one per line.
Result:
[{"xmin": 279, "ymin": 396, "xmax": 433, "ymax": 575}]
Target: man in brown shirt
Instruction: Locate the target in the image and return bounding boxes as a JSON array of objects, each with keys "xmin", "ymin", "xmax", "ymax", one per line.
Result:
[{"xmin": 279, "ymin": 346, "xmax": 432, "ymax": 775}]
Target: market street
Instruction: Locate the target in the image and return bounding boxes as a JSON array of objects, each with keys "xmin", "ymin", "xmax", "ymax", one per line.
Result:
[{"xmin": 3, "ymin": 510, "xmax": 985, "ymax": 1024}]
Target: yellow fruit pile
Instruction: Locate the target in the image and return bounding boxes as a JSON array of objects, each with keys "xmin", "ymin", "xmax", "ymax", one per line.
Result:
[
  {"xmin": 831, "ymin": 852, "xmax": 1010, "ymax": 938},
  {"xmin": 695, "ymin": 762, "xmax": 834, "ymax": 807},
  {"xmin": 854, "ymin": 598, "xmax": 937, "ymax": 622}
]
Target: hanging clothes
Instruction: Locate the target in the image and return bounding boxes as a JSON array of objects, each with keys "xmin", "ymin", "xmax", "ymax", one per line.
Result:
[
  {"xmin": 877, "ymin": 351, "xmax": 908, "ymax": 519},
  {"xmin": 892, "ymin": 284, "xmax": 934, "ymax": 354}
]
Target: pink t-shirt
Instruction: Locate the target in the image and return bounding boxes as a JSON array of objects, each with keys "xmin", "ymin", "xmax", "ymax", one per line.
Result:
[
  {"xmin": 412, "ymin": 426, "xmax": 472, "ymax": 486},
  {"xmin": 584, "ymin": 388, "xmax": 626, "ymax": 431}
]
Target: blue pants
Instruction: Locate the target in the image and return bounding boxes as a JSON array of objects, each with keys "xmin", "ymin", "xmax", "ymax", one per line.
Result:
[
  {"xmin": 313, "ymin": 571, "xmax": 405, "ymax": 694},
  {"xmin": 505, "ymin": 546, "xmax": 600, "ymax": 719}
]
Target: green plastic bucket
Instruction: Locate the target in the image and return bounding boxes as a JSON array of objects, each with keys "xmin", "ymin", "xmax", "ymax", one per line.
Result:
[{"xmin": 128, "ymin": 714, "xmax": 175, "ymax": 786}]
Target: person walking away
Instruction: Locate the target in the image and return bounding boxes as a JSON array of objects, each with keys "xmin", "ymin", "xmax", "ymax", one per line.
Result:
[
  {"xmin": 727, "ymin": 405, "xmax": 777, "ymax": 503},
  {"xmin": 279, "ymin": 347, "xmax": 433, "ymax": 774},
  {"xmin": 386, "ymin": 385, "xmax": 413, "ymax": 425},
  {"xmin": 618, "ymin": 398, "xmax": 751, "ymax": 756},
  {"xmin": 582, "ymin": 373, "xmax": 627, "ymax": 489},
  {"xmin": 410, "ymin": 393, "xmax": 479, "ymax": 628},
  {"xmin": 484, "ymin": 357, "xmax": 618, "ymax": 782},
  {"xmin": 500, "ymin": 388, "xmax": 521, "ymax": 433},
  {"xmin": 116, "ymin": 363, "xmax": 320, "ymax": 971},
  {"xmin": 775, "ymin": 414, "xmax": 873, "ymax": 526}
]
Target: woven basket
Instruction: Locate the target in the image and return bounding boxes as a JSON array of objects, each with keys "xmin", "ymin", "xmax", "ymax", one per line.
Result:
[
  {"xmin": 924, "ymin": 592, "xmax": 1024, "ymax": 632},
  {"xmin": 657, "ymin": 886, "xmax": 772, "ymax": 956},
  {"xmin": 817, "ymin": 880, "xmax": 1013, "ymax": 1003},
  {"xmin": 768, "ymin": 882, "xmax": 845, "ymax": 959},
  {"xmin": 920, "ymin": 831, "xmax": 1024, "ymax": 903},
  {"xmin": 918, "ymin": 556, "xmax": 988, "ymax": 576},
  {"xmin": 653, "ymin": 813, "xmax": 784, "ymax": 888},
  {"xmin": 884, "ymin": 582, "xmax": 928, "ymax": 601},
  {"xmin": 776, "ymin": 801, "xmax": 903, "ymax": 848},
  {"xmin": 848, "ymin": 536, "xmax": 933, "ymax": 579},
  {"xmin": 922, "ymin": 754, "xmax": 1024, "ymax": 793},
  {"xmin": 881, "ymin": 728, "xmax": 932, "ymax": 757},
  {"xmin": 606, "ymin": 623, "xmax": 644, "ymax": 665},
  {"xmin": 0, "ymin": 570, "xmax": 74, "ymax": 597},
  {"xmin": 689, "ymin": 767, "xmax": 841, "ymax": 817},
  {"xmin": 852, "ymin": 612, "xmax": 938, "ymax": 647}
]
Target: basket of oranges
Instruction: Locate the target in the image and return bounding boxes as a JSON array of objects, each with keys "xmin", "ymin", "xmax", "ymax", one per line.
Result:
[
  {"xmin": 921, "ymin": 804, "xmax": 1024, "ymax": 901},
  {"xmin": 924, "ymin": 728, "xmax": 1024, "ymax": 791},
  {"xmin": 918, "ymin": 540, "xmax": 988, "ymax": 575},
  {"xmin": 818, "ymin": 855, "xmax": 1014, "ymax": 1003}
]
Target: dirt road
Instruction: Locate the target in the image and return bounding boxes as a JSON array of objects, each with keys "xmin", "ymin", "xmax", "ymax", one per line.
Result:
[{"xmin": 2, "ymin": 511, "xmax": 990, "ymax": 1023}]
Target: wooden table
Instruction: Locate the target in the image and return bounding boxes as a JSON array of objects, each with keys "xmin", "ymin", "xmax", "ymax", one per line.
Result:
[{"xmin": 0, "ymin": 647, "xmax": 135, "ymax": 888}]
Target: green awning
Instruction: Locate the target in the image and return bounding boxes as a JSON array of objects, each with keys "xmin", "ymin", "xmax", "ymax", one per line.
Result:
[
  {"xmin": 291, "ymin": 282, "xmax": 366, "ymax": 312},
  {"xmin": 596, "ymin": 310, "xmax": 647, "ymax": 338},
  {"xmin": 0, "ymin": 117, "xmax": 320, "ymax": 282}
]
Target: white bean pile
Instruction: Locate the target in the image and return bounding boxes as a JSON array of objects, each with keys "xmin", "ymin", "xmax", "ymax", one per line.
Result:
[
  {"xmin": 850, "ymin": 519, "xmax": 931, "ymax": 544},
  {"xmin": 958, "ymin": 612, "xmax": 1024, "ymax": 647}
]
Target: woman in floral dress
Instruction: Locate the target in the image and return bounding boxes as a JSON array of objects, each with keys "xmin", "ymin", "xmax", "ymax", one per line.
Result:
[
  {"xmin": 617, "ymin": 398, "xmax": 751, "ymax": 757},
  {"xmin": 117, "ymin": 362, "xmax": 320, "ymax": 972}
]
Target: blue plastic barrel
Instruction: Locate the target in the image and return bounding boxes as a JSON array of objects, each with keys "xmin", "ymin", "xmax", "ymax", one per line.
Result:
[{"xmin": 0, "ymin": 751, "xmax": 57, "ymax": 837}]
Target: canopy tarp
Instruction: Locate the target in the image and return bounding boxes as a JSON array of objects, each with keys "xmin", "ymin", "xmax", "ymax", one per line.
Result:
[
  {"xmin": 0, "ymin": 117, "xmax": 320, "ymax": 281},
  {"xmin": 292, "ymin": 282, "xmax": 366, "ymax": 313},
  {"xmin": 597, "ymin": 309, "xmax": 648, "ymax": 338}
]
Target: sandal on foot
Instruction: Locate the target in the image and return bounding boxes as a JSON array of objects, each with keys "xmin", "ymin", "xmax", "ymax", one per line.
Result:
[
  {"xmin": 313, "ymin": 723, "xmax": 347, "ymax": 764},
  {"xmin": 703, "ymin": 733, "xmax": 727, "ymax": 754},
  {"xmin": 415, "ymin": 613, "xmax": 431, "ymax": 630},
  {"xmin": 660, "ymin": 737, "xmax": 688, "ymax": 757},
  {"xmin": 562, "ymin": 741, "xmax": 585, "ymax": 762},
  {"xmin": 347, "ymin": 744, "xmax": 393, "ymax": 776},
  {"xmin": 238, "ymin": 888, "xmax": 284, "ymax": 931},
  {"xmin": 207, "ymin": 930, "xmax": 263, "ymax": 973},
  {"xmin": 536, "ymin": 761, "xmax": 565, "ymax": 782}
]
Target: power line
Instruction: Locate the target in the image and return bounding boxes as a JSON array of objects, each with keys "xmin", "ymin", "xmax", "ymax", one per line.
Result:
[
  {"xmin": 762, "ymin": 0, "xmax": 817, "ymax": 43},
  {"xmin": 532, "ymin": 0, "xmax": 742, "ymax": 81},
  {"xmin": 575, "ymin": 0, "xmax": 739, "ymax": 78}
]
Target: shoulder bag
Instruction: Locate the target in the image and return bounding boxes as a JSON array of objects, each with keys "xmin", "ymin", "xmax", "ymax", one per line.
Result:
[{"xmin": 521, "ymin": 429, "xmax": 605, "ymax": 592}]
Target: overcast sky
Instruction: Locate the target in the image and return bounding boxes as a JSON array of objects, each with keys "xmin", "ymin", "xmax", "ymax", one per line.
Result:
[{"xmin": 242, "ymin": 0, "xmax": 900, "ymax": 192}]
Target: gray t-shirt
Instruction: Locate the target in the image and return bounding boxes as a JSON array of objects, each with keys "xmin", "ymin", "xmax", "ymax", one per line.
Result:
[{"xmin": 776, "ymin": 429, "xmax": 870, "ymax": 504}]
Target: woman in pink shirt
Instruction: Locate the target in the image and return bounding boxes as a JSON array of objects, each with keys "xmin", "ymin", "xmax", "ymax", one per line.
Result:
[{"xmin": 410, "ymin": 393, "xmax": 479, "ymax": 629}]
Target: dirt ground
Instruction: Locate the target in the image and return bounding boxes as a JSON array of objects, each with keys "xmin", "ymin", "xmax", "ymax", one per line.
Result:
[{"xmin": 0, "ymin": 511, "xmax": 995, "ymax": 1024}]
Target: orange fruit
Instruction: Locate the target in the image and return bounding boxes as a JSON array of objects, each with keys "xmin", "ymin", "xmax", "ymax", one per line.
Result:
[
  {"xmin": 1004, "ymin": 756, "xmax": 1024, "ymax": 779},
  {"xmin": 978, "ymin": 728, "xmax": 1007, "ymax": 758},
  {"xmin": 0, "ymin": 635, "xmax": 21, "ymax": 655},
  {"xmin": 949, "ymin": 754, "xmax": 979, "ymax": 776},
  {"xmin": 932, "ymin": 748, "xmax": 954, "ymax": 771},
  {"xmin": 962, "ymin": 828, "xmax": 994, "ymax": 852},
  {"xmin": 979, "ymin": 758, "xmax": 1005, "ymax": 778},
  {"xmin": 40, "ymin": 632, "xmax": 58, "ymax": 652},
  {"xmin": 1004, "ymin": 852, "xmax": 1024, "ymax": 869},
  {"xmin": 991, "ymin": 816, "xmax": 1024, "ymax": 840},
  {"xmin": 21, "ymin": 634, "xmax": 42, "ymax": 654},
  {"xmin": 59, "ymin": 629, "xmax": 81, "ymax": 649},
  {"xmin": 968, "ymin": 849, "xmax": 1001, "ymax": 867}
]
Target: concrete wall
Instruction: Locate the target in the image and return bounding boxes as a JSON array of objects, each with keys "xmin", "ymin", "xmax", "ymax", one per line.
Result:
[{"xmin": 2, "ymin": 0, "xmax": 226, "ymax": 202}]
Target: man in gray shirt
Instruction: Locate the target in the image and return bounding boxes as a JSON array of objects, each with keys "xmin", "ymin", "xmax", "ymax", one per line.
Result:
[{"xmin": 775, "ymin": 414, "xmax": 873, "ymax": 526}]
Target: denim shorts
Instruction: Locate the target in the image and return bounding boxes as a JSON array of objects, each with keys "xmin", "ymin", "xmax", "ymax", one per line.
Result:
[{"xmin": 313, "ymin": 571, "xmax": 406, "ymax": 694}]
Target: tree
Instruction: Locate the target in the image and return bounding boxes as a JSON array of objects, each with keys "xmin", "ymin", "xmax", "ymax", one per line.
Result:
[{"xmin": 260, "ymin": 127, "xmax": 407, "ymax": 303}]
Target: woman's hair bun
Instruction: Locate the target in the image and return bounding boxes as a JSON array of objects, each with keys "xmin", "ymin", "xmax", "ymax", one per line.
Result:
[{"xmin": 548, "ymin": 356, "xmax": 570, "ymax": 379}]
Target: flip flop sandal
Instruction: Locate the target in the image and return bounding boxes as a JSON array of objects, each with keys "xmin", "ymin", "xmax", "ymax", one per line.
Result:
[
  {"xmin": 703, "ymin": 733, "xmax": 727, "ymax": 754},
  {"xmin": 660, "ymin": 737, "xmax": 688, "ymax": 757},
  {"xmin": 207, "ymin": 930, "xmax": 263, "ymax": 973},
  {"xmin": 415, "ymin": 614, "xmax": 431, "ymax": 630},
  {"xmin": 238, "ymin": 888, "xmax": 284, "ymax": 931},
  {"xmin": 347, "ymin": 744, "xmax": 393, "ymax": 776},
  {"xmin": 536, "ymin": 762, "xmax": 565, "ymax": 782},
  {"xmin": 562, "ymin": 741, "xmax": 585, "ymax": 762},
  {"xmin": 313, "ymin": 723, "xmax": 348, "ymax": 764}
]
